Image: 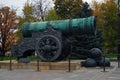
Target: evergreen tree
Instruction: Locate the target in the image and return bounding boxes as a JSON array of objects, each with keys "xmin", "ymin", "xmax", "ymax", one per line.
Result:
[
  {"xmin": 54, "ymin": 0, "xmax": 83, "ymax": 19},
  {"xmin": 73, "ymin": 2, "xmax": 93, "ymax": 18},
  {"xmin": 71, "ymin": 2, "xmax": 103, "ymax": 58}
]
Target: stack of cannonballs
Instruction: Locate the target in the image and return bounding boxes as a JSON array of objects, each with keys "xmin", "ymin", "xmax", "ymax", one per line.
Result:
[{"xmin": 81, "ymin": 48, "xmax": 110, "ymax": 67}]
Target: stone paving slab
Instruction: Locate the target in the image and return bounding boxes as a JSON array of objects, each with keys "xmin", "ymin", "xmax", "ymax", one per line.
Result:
[
  {"xmin": 107, "ymin": 68, "xmax": 120, "ymax": 80},
  {"xmin": 0, "ymin": 62, "xmax": 119, "ymax": 80}
]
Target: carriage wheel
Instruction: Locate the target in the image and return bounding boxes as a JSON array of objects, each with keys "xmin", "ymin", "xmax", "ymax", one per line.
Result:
[{"xmin": 36, "ymin": 35, "xmax": 62, "ymax": 62}]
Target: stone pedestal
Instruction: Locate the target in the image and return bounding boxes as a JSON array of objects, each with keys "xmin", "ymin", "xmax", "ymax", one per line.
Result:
[{"xmin": 0, "ymin": 60, "xmax": 83, "ymax": 70}]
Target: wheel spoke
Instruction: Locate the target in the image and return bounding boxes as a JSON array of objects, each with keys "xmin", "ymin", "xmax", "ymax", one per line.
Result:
[
  {"xmin": 46, "ymin": 52, "xmax": 52, "ymax": 60},
  {"xmin": 52, "ymin": 51, "xmax": 57, "ymax": 55},
  {"xmin": 46, "ymin": 38, "xmax": 50, "ymax": 45},
  {"xmin": 41, "ymin": 41, "xmax": 45, "ymax": 46}
]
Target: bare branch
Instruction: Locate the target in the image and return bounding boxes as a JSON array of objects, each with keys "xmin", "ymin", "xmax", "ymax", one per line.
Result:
[{"xmin": 33, "ymin": 0, "xmax": 52, "ymax": 21}]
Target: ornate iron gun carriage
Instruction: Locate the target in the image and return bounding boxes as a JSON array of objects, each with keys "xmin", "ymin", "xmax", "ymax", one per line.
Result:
[{"xmin": 11, "ymin": 16, "xmax": 96, "ymax": 62}]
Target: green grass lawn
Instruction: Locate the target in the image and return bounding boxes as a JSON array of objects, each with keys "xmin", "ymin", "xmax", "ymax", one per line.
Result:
[
  {"xmin": 105, "ymin": 53, "xmax": 118, "ymax": 61},
  {"xmin": 0, "ymin": 56, "xmax": 39, "ymax": 61},
  {"xmin": 105, "ymin": 53, "xmax": 117, "ymax": 58},
  {"xmin": 0, "ymin": 53, "xmax": 118, "ymax": 61},
  {"xmin": 0, "ymin": 56, "xmax": 17, "ymax": 61}
]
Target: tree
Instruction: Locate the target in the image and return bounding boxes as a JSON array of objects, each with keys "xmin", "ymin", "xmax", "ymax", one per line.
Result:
[
  {"xmin": 0, "ymin": 6, "xmax": 18, "ymax": 56},
  {"xmin": 92, "ymin": 1, "xmax": 104, "ymax": 29},
  {"xmin": 101, "ymin": 0, "xmax": 118, "ymax": 53},
  {"xmin": 73, "ymin": 2, "xmax": 93, "ymax": 18},
  {"xmin": 45, "ymin": 9, "xmax": 61, "ymax": 21},
  {"xmin": 23, "ymin": 0, "xmax": 33, "ymax": 18},
  {"xmin": 33, "ymin": 0, "xmax": 52, "ymax": 21},
  {"xmin": 54, "ymin": 0, "xmax": 83, "ymax": 19},
  {"xmin": 17, "ymin": 1, "xmax": 38, "ymax": 41},
  {"xmin": 92, "ymin": 0, "xmax": 118, "ymax": 53}
]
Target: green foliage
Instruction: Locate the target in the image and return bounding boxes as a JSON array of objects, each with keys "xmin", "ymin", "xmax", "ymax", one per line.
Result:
[
  {"xmin": 17, "ymin": 1, "xmax": 39, "ymax": 42},
  {"xmin": 105, "ymin": 53, "xmax": 117, "ymax": 61},
  {"xmin": 23, "ymin": 2, "xmax": 33, "ymax": 17},
  {"xmin": 92, "ymin": 0, "xmax": 118, "ymax": 53},
  {"xmin": 45, "ymin": 9, "xmax": 61, "ymax": 21},
  {"xmin": 101, "ymin": 0, "xmax": 118, "ymax": 53},
  {"xmin": 73, "ymin": 2, "xmax": 93, "ymax": 18},
  {"xmin": 92, "ymin": 1, "xmax": 103, "ymax": 29},
  {"xmin": 105, "ymin": 53, "xmax": 117, "ymax": 58},
  {"xmin": 54, "ymin": 0, "xmax": 83, "ymax": 19},
  {"xmin": 0, "ymin": 57, "xmax": 17, "ymax": 61},
  {"xmin": 28, "ymin": 56, "xmax": 39, "ymax": 61},
  {"xmin": 72, "ymin": 30, "xmax": 103, "ymax": 57}
]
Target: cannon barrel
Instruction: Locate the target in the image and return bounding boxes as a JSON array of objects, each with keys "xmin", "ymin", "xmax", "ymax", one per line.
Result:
[{"xmin": 22, "ymin": 16, "xmax": 96, "ymax": 37}]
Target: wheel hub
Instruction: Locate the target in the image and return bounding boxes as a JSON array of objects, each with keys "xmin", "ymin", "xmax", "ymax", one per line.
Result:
[{"xmin": 44, "ymin": 45, "xmax": 51, "ymax": 51}]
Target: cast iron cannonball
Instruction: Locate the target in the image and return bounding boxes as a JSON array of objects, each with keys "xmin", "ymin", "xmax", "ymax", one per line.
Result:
[
  {"xmin": 90, "ymin": 48, "xmax": 103, "ymax": 58},
  {"xmin": 98, "ymin": 57, "xmax": 110, "ymax": 67},
  {"xmin": 84, "ymin": 58, "xmax": 97, "ymax": 67}
]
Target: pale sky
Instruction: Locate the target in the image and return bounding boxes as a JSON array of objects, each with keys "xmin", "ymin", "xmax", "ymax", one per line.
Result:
[
  {"xmin": 0, "ymin": 0, "xmax": 28, "ymax": 15},
  {"xmin": 0, "ymin": 0, "xmax": 103, "ymax": 15}
]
